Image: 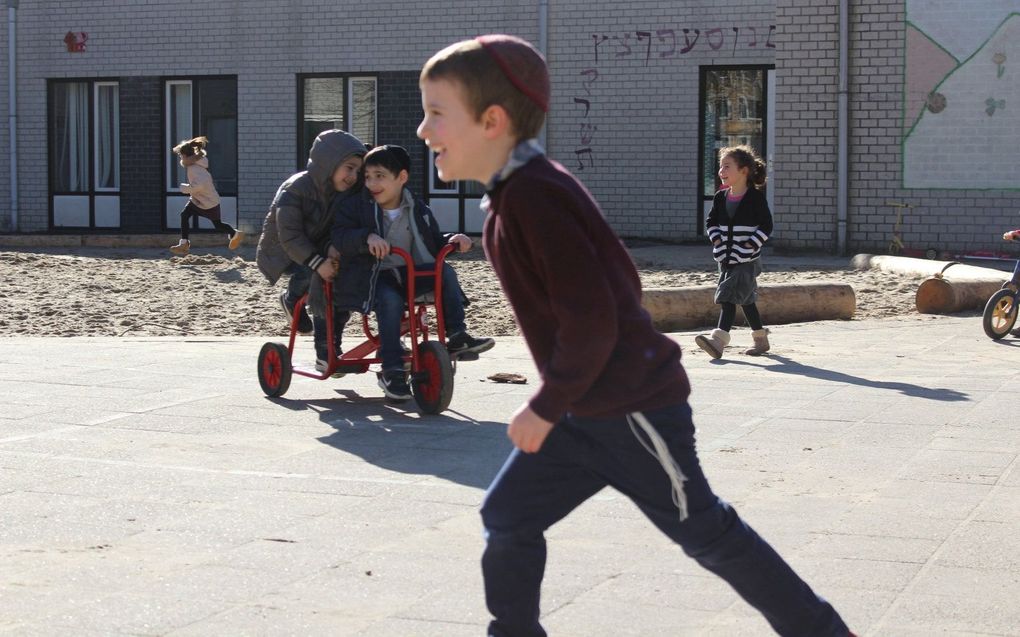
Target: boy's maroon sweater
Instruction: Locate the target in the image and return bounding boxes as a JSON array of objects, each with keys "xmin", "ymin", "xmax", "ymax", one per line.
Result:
[{"xmin": 483, "ymin": 156, "xmax": 691, "ymax": 423}]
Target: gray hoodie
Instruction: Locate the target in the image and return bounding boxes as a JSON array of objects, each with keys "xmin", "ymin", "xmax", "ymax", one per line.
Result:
[{"xmin": 256, "ymin": 129, "xmax": 366, "ymax": 284}]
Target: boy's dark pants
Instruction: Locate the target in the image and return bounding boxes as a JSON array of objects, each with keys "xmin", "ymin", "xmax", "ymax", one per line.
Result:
[
  {"xmin": 374, "ymin": 264, "xmax": 466, "ymax": 372},
  {"xmin": 281, "ymin": 262, "xmax": 312, "ymax": 308},
  {"xmin": 480, "ymin": 402, "xmax": 849, "ymax": 637}
]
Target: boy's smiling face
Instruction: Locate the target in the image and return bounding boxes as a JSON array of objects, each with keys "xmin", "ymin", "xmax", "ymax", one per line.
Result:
[
  {"xmin": 364, "ymin": 164, "xmax": 407, "ymax": 210},
  {"xmin": 417, "ymin": 77, "xmax": 492, "ymax": 184}
]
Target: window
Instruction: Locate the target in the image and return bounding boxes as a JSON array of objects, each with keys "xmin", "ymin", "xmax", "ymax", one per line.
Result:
[
  {"xmin": 48, "ymin": 79, "xmax": 120, "ymax": 228},
  {"xmin": 298, "ymin": 75, "xmax": 376, "ymax": 167},
  {"xmin": 424, "ymin": 148, "xmax": 487, "ymax": 234},
  {"xmin": 701, "ymin": 67, "xmax": 767, "ymax": 199},
  {"xmin": 164, "ymin": 76, "xmax": 238, "ymax": 231},
  {"xmin": 699, "ymin": 66, "xmax": 773, "ymax": 232},
  {"xmin": 165, "ymin": 77, "xmax": 237, "ymax": 195}
]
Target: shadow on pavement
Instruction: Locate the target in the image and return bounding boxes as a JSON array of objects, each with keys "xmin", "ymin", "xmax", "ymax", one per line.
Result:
[
  {"xmin": 267, "ymin": 391, "xmax": 510, "ymax": 490},
  {"xmin": 721, "ymin": 354, "xmax": 970, "ymax": 402}
]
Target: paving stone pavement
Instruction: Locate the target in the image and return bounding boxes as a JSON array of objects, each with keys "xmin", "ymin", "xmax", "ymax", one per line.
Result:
[{"xmin": 1, "ymin": 314, "xmax": 1018, "ymax": 636}]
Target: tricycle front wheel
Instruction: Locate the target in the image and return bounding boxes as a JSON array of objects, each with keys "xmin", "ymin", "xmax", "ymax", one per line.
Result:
[
  {"xmin": 982, "ymin": 289, "xmax": 1018, "ymax": 340},
  {"xmin": 258, "ymin": 342, "xmax": 293, "ymax": 396}
]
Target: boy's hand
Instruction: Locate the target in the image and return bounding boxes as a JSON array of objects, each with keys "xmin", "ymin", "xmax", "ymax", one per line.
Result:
[
  {"xmin": 712, "ymin": 239, "xmax": 721, "ymax": 247},
  {"xmin": 1005, "ymin": 231, "xmax": 1019, "ymax": 241},
  {"xmin": 316, "ymin": 259, "xmax": 338, "ymax": 281},
  {"xmin": 449, "ymin": 234, "xmax": 472, "ymax": 253},
  {"xmin": 507, "ymin": 404, "xmax": 554, "ymax": 453},
  {"xmin": 367, "ymin": 234, "xmax": 390, "ymax": 259},
  {"xmin": 328, "ymin": 245, "xmax": 340, "ymax": 260}
]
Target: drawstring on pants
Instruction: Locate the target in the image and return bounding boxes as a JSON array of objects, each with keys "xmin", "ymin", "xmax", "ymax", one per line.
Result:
[{"xmin": 627, "ymin": 411, "xmax": 690, "ymax": 522}]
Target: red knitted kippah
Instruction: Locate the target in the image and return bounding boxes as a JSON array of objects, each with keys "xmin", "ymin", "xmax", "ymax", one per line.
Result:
[{"xmin": 475, "ymin": 34, "xmax": 550, "ymax": 113}]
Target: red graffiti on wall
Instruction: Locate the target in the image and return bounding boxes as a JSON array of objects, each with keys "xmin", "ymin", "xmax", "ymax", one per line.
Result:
[{"xmin": 64, "ymin": 31, "xmax": 88, "ymax": 53}]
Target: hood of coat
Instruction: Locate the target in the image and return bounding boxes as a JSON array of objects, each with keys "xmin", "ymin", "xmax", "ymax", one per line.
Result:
[{"xmin": 306, "ymin": 129, "xmax": 366, "ymax": 196}]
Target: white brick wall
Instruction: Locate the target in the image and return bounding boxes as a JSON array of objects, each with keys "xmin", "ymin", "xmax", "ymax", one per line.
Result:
[
  {"xmin": 7, "ymin": 0, "xmax": 1016, "ymax": 253},
  {"xmin": 776, "ymin": 0, "xmax": 1020, "ymax": 254}
]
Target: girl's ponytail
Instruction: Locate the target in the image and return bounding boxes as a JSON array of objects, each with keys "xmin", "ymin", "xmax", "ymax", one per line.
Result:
[
  {"xmin": 173, "ymin": 135, "xmax": 209, "ymax": 157},
  {"xmin": 720, "ymin": 145, "xmax": 768, "ymax": 189}
]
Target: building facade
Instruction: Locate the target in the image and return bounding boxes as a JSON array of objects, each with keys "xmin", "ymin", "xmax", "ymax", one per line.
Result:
[{"xmin": 1, "ymin": 0, "xmax": 1018, "ymax": 255}]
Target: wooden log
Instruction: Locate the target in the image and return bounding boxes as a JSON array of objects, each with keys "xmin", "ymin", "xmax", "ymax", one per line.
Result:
[
  {"xmin": 915, "ymin": 277, "xmax": 1006, "ymax": 314},
  {"xmin": 642, "ymin": 282, "xmax": 856, "ymax": 331},
  {"xmin": 852, "ymin": 254, "xmax": 1007, "ymax": 282}
]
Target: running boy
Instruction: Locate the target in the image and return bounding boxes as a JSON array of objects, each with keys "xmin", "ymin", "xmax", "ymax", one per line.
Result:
[
  {"xmin": 416, "ymin": 35, "xmax": 856, "ymax": 637},
  {"xmin": 256, "ymin": 129, "xmax": 365, "ymax": 371},
  {"xmin": 331, "ymin": 144, "xmax": 494, "ymax": 400}
]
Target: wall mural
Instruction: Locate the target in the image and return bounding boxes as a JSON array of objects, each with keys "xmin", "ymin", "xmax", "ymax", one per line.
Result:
[{"xmin": 903, "ymin": 1, "xmax": 1020, "ymax": 189}]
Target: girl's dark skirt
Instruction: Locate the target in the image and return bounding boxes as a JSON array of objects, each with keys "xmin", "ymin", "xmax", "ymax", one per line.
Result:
[
  {"xmin": 714, "ymin": 259, "xmax": 763, "ymax": 305},
  {"xmin": 183, "ymin": 201, "xmax": 221, "ymax": 222}
]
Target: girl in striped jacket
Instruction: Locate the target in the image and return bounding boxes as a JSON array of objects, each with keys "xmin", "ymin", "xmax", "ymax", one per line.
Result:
[{"xmin": 695, "ymin": 145, "xmax": 774, "ymax": 359}]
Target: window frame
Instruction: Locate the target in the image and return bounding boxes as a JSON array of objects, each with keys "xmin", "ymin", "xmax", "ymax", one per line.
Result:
[
  {"xmin": 697, "ymin": 64, "xmax": 773, "ymax": 236},
  {"xmin": 162, "ymin": 75, "xmax": 239, "ymax": 198},
  {"xmin": 296, "ymin": 73, "xmax": 378, "ymax": 170},
  {"xmin": 47, "ymin": 77, "xmax": 121, "ymax": 230}
]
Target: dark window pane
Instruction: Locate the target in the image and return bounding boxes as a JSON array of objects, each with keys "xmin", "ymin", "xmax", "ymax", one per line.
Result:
[{"xmin": 196, "ymin": 78, "xmax": 238, "ymax": 195}]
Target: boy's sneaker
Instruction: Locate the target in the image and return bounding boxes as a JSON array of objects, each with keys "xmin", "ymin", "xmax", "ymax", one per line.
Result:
[
  {"xmin": 228, "ymin": 230, "xmax": 246, "ymax": 250},
  {"xmin": 169, "ymin": 240, "xmax": 190, "ymax": 256},
  {"xmin": 315, "ymin": 358, "xmax": 347, "ymax": 378},
  {"xmin": 446, "ymin": 331, "xmax": 495, "ymax": 356},
  {"xmin": 279, "ymin": 291, "xmax": 313, "ymax": 335},
  {"xmin": 378, "ymin": 370, "xmax": 412, "ymax": 401}
]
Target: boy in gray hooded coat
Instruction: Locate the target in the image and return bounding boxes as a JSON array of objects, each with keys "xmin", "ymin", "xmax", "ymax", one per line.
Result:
[{"xmin": 256, "ymin": 129, "xmax": 366, "ymax": 371}]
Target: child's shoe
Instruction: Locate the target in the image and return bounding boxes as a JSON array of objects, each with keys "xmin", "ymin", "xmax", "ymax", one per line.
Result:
[
  {"xmin": 279, "ymin": 291, "xmax": 313, "ymax": 335},
  {"xmin": 228, "ymin": 230, "xmax": 245, "ymax": 250},
  {"xmin": 694, "ymin": 328, "xmax": 730, "ymax": 359},
  {"xmin": 446, "ymin": 331, "xmax": 495, "ymax": 356},
  {"xmin": 378, "ymin": 370, "xmax": 413, "ymax": 401},
  {"xmin": 742, "ymin": 328, "xmax": 771, "ymax": 356},
  {"xmin": 169, "ymin": 239, "xmax": 190, "ymax": 255},
  {"xmin": 314, "ymin": 358, "xmax": 350, "ymax": 377}
]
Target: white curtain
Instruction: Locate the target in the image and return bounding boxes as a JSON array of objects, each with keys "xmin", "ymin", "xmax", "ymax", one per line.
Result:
[
  {"xmin": 169, "ymin": 83, "xmax": 192, "ymax": 189},
  {"xmin": 96, "ymin": 84, "xmax": 119, "ymax": 190},
  {"xmin": 55, "ymin": 82, "xmax": 89, "ymax": 192}
]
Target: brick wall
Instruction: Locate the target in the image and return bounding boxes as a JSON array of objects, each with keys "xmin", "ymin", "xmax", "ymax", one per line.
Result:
[
  {"xmin": 547, "ymin": 1, "xmax": 776, "ymax": 241},
  {"xmin": 118, "ymin": 76, "xmax": 162, "ymax": 233},
  {"xmin": 377, "ymin": 71, "xmax": 428, "ymax": 200},
  {"xmin": 775, "ymin": 0, "xmax": 1020, "ymax": 254},
  {"xmin": 0, "ymin": 17, "xmax": 8, "ymax": 232}
]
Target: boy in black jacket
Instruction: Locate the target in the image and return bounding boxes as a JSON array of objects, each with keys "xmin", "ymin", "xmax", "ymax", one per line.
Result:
[{"xmin": 331, "ymin": 145, "xmax": 494, "ymax": 400}]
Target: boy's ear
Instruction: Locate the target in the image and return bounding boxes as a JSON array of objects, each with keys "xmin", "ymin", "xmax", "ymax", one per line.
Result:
[
  {"xmin": 480, "ymin": 103, "xmax": 512, "ymax": 139},
  {"xmin": 398, "ymin": 169, "xmax": 409, "ymax": 185}
]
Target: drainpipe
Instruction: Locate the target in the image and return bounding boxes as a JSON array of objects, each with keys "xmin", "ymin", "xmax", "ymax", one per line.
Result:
[
  {"xmin": 537, "ymin": 0, "xmax": 548, "ymax": 148},
  {"xmin": 836, "ymin": 0, "xmax": 849, "ymax": 255},
  {"xmin": 7, "ymin": 0, "xmax": 16, "ymax": 233}
]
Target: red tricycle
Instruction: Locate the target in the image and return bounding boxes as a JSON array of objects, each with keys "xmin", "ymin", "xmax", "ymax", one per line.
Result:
[{"xmin": 257, "ymin": 245, "xmax": 457, "ymax": 414}]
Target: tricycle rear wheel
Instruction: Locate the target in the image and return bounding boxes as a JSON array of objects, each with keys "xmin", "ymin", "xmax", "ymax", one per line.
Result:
[{"xmin": 412, "ymin": 341, "xmax": 454, "ymax": 414}]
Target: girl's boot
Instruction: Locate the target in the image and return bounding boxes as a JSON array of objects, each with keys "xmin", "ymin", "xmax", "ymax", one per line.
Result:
[
  {"xmin": 170, "ymin": 239, "xmax": 190, "ymax": 255},
  {"xmin": 694, "ymin": 328, "xmax": 730, "ymax": 359},
  {"xmin": 743, "ymin": 328, "xmax": 771, "ymax": 356}
]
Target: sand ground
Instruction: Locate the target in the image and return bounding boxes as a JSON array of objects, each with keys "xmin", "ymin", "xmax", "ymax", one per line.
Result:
[{"xmin": 0, "ymin": 244, "xmax": 939, "ymax": 339}]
